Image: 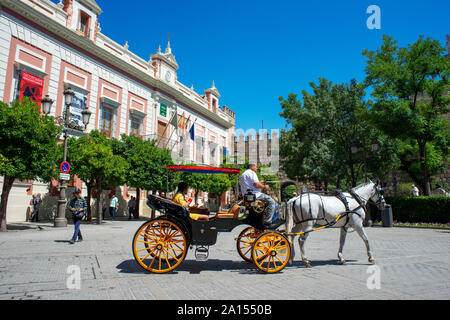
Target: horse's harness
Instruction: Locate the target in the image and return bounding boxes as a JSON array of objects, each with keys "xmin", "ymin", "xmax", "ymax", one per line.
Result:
[{"xmin": 288, "ymin": 189, "xmax": 368, "ymax": 236}]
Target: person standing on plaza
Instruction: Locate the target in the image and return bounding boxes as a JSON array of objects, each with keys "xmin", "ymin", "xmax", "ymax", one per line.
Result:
[
  {"xmin": 30, "ymin": 193, "xmax": 42, "ymax": 222},
  {"xmin": 68, "ymin": 188, "xmax": 87, "ymax": 244},
  {"xmin": 128, "ymin": 196, "xmax": 136, "ymax": 220},
  {"xmin": 109, "ymin": 193, "xmax": 119, "ymax": 220}
]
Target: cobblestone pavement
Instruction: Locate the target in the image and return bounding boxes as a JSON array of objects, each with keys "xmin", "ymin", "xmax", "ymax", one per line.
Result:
[{"xmin": 0, "ymin": 219, "xmax": 449, "ymax": 300}]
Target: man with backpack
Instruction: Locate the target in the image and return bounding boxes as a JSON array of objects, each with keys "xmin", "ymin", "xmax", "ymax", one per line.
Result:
[{"xmin": 68, "ymin": 188, "xmax": 87, "ymax": 244}]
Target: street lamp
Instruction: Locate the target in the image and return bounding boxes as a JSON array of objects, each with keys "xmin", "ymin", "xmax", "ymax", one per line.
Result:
[
  {"xmin": 41, "ymin": 95, "xmax": 53, "ymax": 115},
  {"xmin": 42, "ymin": 87, "xmax": 91, "ymax": 228},
  {"xmin": 351, "ymin": 138, "xmax": 380, "ymax": 227}
]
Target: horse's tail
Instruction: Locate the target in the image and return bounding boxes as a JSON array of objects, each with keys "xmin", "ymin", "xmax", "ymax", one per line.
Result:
[{"xmin": 285, "ymin": 197, "xmax": 295, "ymax": 233}]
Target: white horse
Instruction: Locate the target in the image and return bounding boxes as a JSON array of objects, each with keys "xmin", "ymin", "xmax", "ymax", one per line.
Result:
[{"xmin": 285, "ymin": 181, "xmax": 386, "ymax": 268}]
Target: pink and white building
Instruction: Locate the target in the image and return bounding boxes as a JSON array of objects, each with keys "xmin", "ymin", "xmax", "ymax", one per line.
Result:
[{"xmin": 0, "ymin": 0, "xmax": 236, "ymax": 222}]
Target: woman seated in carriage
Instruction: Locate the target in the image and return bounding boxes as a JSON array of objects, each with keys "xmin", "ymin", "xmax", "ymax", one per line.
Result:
[{"xmin": 172, "ymin": 182, "xmax": 210, "ymax": 221}]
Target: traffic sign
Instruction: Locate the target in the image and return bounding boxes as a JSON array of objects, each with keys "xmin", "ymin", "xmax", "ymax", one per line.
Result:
[
  {"xmin": 60, "ymin": 161, "xmax": 71, "ymax": 173},
  {"xmin": 59, "ymin": 173, "xmax": 71, "ymax": 181}
]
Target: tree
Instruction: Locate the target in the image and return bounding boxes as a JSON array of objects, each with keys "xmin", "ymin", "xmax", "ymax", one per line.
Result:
[
  {"xmin": 66, "ymin": 131, "xmax": 129, "ymax": 224},
  {"xmin": 0, "ymin": 98, "xmax": 61, "ymax": 232},
  {"xmin": 119, "ymin": 134, "xmax": 174, "ymax": 217},
  {"xmin": 279, "ymin": 78, "xmax": 399, "ymax": 190},
  {"xmin": 363, "ymin": 35, "xmax": 450, "ymax": 195}
]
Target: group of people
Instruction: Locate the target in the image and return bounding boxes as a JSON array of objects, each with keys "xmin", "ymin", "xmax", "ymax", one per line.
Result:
[
  {"xmin": 62, "ymin": 162, "xmax": 284, "ymax": 244},
  {"xmin": 171, "ymin": 163, "xmax": 285, "ymax": 229},
  {"xmin": 67, "ymin": 190, "xmax": 137, "ymax": 244}
]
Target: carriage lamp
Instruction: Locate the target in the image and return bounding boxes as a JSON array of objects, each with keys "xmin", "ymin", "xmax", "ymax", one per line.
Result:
[
  {"xmin": 41, "ymin": 95, "xmax": 53, "ymax": 115},
  {"xmin": 63, "ymin": 86, "xmax": 75, "ymax": 106}
]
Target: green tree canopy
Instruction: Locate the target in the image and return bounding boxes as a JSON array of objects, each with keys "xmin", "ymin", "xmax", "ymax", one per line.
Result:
[
  {"xmin": 279, "ymin": 78, "xmax": 399, "ymax": 190},
  {"xmin": 66, "ymin": 130, "xmax": 129, "ymax": 224},
  {"xmin": 0, "ymin": 98, "xmax": 61, "ymax": 231},
  {"xmin": 363, "ymin": 35, "xmax": 450, "ymax": 195}
]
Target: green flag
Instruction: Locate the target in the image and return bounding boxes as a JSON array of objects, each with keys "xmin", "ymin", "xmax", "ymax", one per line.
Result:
[{"xmin": 170, "ymin": 112, "xmax": 178, "ymax": 127}]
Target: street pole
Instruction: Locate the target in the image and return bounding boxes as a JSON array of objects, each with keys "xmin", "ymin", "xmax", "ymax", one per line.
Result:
[{"xmin": 54, "ymin": 104, "xmax": 71, "ymax": 228}]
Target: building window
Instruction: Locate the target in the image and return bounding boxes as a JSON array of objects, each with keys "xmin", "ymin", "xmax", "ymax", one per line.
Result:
[
  {"xmin": 101, "ymin": 106, "xmax": 113, "ymax": 137},
  {"xmin": 195, "ymin": 137, "xmax": 204, "ymax": 163},
  {"xmin": 79, "ymin": 11, "xmax": 90, "ymax": 38},
  {"xmin": 130, "ymin": 114, "xmax": 143, "ymax": 138}
]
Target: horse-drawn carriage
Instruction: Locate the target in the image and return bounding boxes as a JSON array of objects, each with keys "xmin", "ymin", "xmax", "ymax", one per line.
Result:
[{"xmin": 132, "ymin": 165, "xmax": 386, "ymax": 274}]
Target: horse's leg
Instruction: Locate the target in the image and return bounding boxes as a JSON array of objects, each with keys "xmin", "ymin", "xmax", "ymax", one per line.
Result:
[
  {"xmin": 337, "ymin": 226, "xmax": 348, "ymax": 265},
  {"xmin": 288, "ymin": 224, "xmax": 302, "ymax": 265},
  {"xmin": 353, "ymin": 216, "xmax": 375, "ymax": 264},
  {"xmin": 298, "ymin": 224, "xmax": 312, "ymax": 268}
]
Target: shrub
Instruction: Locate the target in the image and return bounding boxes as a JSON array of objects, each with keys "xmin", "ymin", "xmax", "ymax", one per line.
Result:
[{"xmin": 370, "ymin": 196, "xmax": 450, "ymax": 224}]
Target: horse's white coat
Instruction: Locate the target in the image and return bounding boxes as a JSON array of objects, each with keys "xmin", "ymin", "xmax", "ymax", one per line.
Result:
[{"xmin": 285, "ymin": 182, "xmax": 385, "ymax": 267}]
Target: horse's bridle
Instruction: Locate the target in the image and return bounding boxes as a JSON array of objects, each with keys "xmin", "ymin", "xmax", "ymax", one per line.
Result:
[{"xmin": 349, "ymin": 185, "xmax": 385, "ymax": 211}]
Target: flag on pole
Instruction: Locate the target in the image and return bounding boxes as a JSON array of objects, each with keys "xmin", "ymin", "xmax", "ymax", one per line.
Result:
[
  {"xmin": 189, "ymin": 122, "xmax": 195, "ymax": 141},
  {"xmin": 170, "ymin": 112, "xmax": 178, "ymax": 127},
  {"xmin": 178, "ymin": 113, "xmax": 186, "ymax": 137}
]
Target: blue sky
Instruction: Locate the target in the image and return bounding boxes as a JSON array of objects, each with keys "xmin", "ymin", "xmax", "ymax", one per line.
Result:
[{"xmin": 53, "ymin": 0, "xmax": 449, "ymax": 132}]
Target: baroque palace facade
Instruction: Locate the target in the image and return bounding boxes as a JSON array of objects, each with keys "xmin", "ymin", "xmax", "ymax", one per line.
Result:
[{"xmin": 0, "ymin": 0, "xmax": 236, "ymax": 222}]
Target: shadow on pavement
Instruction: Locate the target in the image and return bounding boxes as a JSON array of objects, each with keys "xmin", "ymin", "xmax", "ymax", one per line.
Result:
[{"xmin": 116, "ymin": 258, "xmax": 358, "ymax": 275}]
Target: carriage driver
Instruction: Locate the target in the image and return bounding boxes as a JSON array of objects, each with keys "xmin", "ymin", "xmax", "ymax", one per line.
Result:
[{"xmin": 240, "ymin": 163, "xmax": 285, "ymax": 229}]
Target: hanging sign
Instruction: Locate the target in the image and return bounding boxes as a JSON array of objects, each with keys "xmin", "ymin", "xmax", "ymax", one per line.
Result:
[
  {"xmin": 19, "ymin": 71, "xmax": 44, "ymax": 107},
  {"xmin": 70, "ymin": 90, "xmax": 87, "ymax": 127},
  {"xmin": 160, "ymin": 103, "xmax": 167, "ymax": 117}
]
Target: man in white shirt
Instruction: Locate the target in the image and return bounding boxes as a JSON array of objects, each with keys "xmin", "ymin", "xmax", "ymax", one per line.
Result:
[{"xmin": 240, "ymin": 163, "xmax": 283, "ymax": 228}]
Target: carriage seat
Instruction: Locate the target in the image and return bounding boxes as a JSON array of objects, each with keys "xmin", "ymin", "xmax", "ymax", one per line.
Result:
[{"xmin": 215, "ymin": 204, "xmax": 240, "ymax": 219}]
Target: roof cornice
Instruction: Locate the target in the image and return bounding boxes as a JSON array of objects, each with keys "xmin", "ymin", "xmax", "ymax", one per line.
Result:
[{"xmin": 0, "ymin": 0, "xmax": 233, "ymax": 129}]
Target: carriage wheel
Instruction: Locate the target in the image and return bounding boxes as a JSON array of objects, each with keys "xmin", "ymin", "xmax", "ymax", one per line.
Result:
[
  {"xmin": 132, "ymin": 218, "xmax": 188, "ymax": 273},
  {"xmin": 251, "ymin": 232, "xmax": 291, "ymax": 273},
  {"xmin": 143, "ymin": 223, "xmax": 185, "ymax": 262},
  {"xmin": 236, "ymin": 227, "xmax": 262, "ymax": 262}
]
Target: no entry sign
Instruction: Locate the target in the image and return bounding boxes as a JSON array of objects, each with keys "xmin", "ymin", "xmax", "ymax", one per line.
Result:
[{"xmin": 60, "ymin": 161, "xmax": 71, "ymax": 174}]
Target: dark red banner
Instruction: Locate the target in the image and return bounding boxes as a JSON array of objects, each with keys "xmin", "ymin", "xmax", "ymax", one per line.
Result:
[{"xmin": 19, "ymin": 71, "xmax": 44, "ymax": 107}]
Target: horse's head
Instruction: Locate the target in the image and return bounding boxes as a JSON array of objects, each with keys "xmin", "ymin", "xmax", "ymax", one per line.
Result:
[{"xmin": 369, "ymin": 179, "xmax": 386, "ymax": 210}]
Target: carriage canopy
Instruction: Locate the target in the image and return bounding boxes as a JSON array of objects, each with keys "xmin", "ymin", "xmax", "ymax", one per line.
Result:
[{"xmin": 166, "ymin": 165, "xmax": 240, "ymax": 175}]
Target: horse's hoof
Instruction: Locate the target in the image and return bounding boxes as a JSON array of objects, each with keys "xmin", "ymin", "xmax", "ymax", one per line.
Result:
[
  {"xmin": 338, "ymin": 260, "xmax": 346, "ymax": 265},
  {"xmin": 304, "ymin": 261, "xmax": 312, "ymax": 268},
  {"xmin": 368, "ymin": 258, "xmax": 375, "ymax": 264}
]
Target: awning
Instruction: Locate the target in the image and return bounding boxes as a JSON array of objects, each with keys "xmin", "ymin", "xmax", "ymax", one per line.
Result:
[{"xmin": 166, "ymin": 165, "xmax": 240, "ymax": 175}]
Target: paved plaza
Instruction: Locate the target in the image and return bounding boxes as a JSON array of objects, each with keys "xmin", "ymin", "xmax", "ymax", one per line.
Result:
[{"xmin": 0, "ymin": 219, "xmax": 449, "ymax": 300}]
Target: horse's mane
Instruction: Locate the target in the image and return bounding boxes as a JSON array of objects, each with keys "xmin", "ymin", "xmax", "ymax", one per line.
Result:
[{"xmin": 349, "ymin": 181, "xmax": 373, "ymax": 193}]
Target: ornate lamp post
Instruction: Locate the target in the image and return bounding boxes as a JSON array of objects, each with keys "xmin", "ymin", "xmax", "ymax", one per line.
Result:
[
  {"xmin": 351, "ymin": 138, "xmax": 380, "ymax": 227},
  {"xmin": 41, "ymin": 87, "xmax": 91, "ymax": 228}
]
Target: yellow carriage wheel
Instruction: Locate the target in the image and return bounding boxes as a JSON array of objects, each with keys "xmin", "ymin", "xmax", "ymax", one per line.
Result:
[
  {"xmin": 143, "ymin": 223, "xmax": 185, "ymax": 262},
  {"xmin": 236, "ymin": 227, "xmax": 262, "ymax": 262},
  {"xmin": 251, "ymin": 232, "xmax": 291, "ymax": 273},
  {"xmin": 132, "ymin": 218, "xmax": 187, "ymax": 273}
]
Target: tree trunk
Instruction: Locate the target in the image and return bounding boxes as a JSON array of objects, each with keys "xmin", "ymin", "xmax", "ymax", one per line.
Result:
[
  {"xmin": 96, "ymin": 177, "xmax": 103, "ymax": 224},
  {"xmin": 0, "ymin": 175, "xmax": 15, "ymax": 232},
  {"xmin": 151, "ymin": 190, "xmax": 156, "ymax": 219},
  {"xmin": 136, "ymin": 187, "xmax": 140, "ymax": 219},
  {"xmin": 85, "ymin": 182, "xmax": 92, "ymax": 222},
  {"xmin": 418, "ymin": 143, "xmax": 431, "ymax": 196}
]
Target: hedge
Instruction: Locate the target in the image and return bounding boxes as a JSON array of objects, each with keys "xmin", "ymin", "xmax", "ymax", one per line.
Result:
[{"xmin": 369, "ymin": 196, "xmax": 450, "ymax": 224}]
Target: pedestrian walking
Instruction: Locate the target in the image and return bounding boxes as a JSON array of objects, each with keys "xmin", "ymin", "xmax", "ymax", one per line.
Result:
[
  {"xmin": 30, "ymin": 193, "xmax": 42, "ymax": 222},
  {"xmin": 68, "ymin": 188, "xmax": 87, "ymax": 244},
  {"xmin": 411, "ymin": 184, "xmax": 419, "ymax": 197},
  {"xmin": 128, "ymin": 196, "xmax": 136, "ymax": 220},
  {"xmin": 109, "ymin": 193, "xmax": 119, "ymax": 220}
]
